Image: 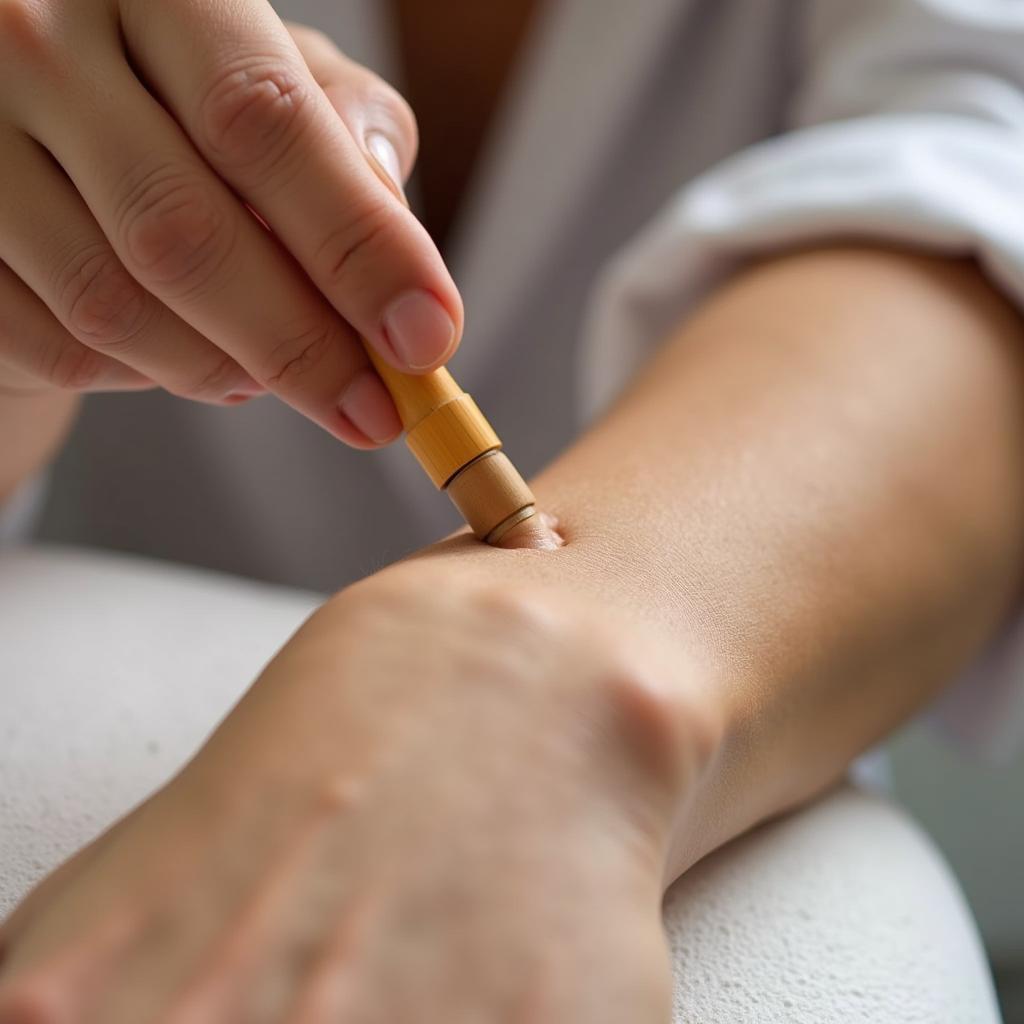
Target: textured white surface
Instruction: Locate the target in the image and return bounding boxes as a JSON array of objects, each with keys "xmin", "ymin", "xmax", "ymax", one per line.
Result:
[
  {"xmin": 0, "ymin": 547, "xmax": 1002, "ymax": 1021},
  {"xmin": 663, "ymin": 790, "xmax": 1001, "ymax": 1022},
  {"xmin": 0, "ymin": 546, "xmax": 319, "ymax": 916}
]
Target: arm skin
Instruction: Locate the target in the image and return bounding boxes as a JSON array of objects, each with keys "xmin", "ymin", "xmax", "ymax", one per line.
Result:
[{"xmin": 413, "ymin": 243, "xmax": 1024, "ymax": 879}]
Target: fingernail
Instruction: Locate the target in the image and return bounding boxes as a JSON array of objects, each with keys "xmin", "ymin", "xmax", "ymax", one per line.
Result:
[
  {"xmin": 382, "ymin": 289, "xmax": 456, "ymax": 370},
  {"xmin": 338, "ymin": 367, "xmax": 402, "ymax": 444},
  {"xmin": 366, "ymin": 132, "xmax": 404, "ymax": 195}
]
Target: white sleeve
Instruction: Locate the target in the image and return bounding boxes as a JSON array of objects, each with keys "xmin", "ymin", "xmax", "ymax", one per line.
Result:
[
  {"xmin": 580, "ymin": 0, "xmax": 1024, "ymax": 757},
  {"xmin": 582, "ymin": 0, "xmax": 1024, "ymax": 416}
]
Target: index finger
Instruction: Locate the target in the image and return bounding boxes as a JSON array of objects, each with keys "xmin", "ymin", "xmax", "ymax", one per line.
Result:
[{"xmin": 119, "ymin": 0, "xmax": 463, "ymax": 375}]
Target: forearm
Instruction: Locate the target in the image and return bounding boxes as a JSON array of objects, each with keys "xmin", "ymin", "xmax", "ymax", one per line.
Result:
[
  {"xmin": 0, "ymin": 389, "xmax": 77, "ymax": 503},
  {"xmin": 412, "ymin": 245, "xmax": 1024, "ymax": 878}
]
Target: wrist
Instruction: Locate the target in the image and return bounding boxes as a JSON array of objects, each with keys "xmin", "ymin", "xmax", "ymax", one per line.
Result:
[
  {"xmin": 195, "ymin": 558, "xmax": 724, "ymax": 895},
  {"xmin": 353, "ymin": 558, "xmax": 728, "ymax": 879}
]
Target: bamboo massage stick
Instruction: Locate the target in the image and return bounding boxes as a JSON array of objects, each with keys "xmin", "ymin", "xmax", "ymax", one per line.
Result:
[
  {"xmin": 363, "ymin": 345, "xmax": 538, "ymax": 545},
  {"xmin": 358, "ymin": 155, "xmax": 537, "ymax": 544}
]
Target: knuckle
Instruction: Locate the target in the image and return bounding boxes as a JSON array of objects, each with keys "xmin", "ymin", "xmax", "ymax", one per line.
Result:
[
  {"xmin": 314, "ymin": 199, "xmax": 394, "ymax": 291},
  {"xmin": 199, "ymin": 57, "xmax": 311, "ymax": 173},
  {"xmin": 56, "ymin": 245, "xmax": 150, "ymax": 351},
  {"xmin": 118, "ymin": 167, "xmax": 233, "ymax": 299},
  {"xmin": 261, "ymin": 318, "xmax": 339, "ymax": 389},
  {"xmin": 43, "ymin": 339, "xmax": 106, "ymax": 391}
]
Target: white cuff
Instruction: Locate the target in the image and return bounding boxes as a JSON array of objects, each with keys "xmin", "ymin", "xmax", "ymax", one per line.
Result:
[{"xmin": 582, "ymin": 112, "xmax": 1024, "ymax": 418}]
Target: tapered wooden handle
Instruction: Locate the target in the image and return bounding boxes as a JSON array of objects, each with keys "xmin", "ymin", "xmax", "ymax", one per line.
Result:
[
  {"xmin": 364, "ymin": 352, "xmax": 462, "ymax": 429},
  {"xmin": 356, "ymin": 154, "xmax": 536, "ymax": 541},
  {"xmin": 362, "ymin": 345, "xmax": 535, "ymax": 541}
]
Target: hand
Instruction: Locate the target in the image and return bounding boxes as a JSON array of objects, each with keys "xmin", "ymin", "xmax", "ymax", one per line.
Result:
[
  {"xmin": 0, "ymin": 5, "xmax": 462, "ymax": 447},
  {"xmin": 0, "ymin": 561, "xmax": 718, "ymax": 1022}
]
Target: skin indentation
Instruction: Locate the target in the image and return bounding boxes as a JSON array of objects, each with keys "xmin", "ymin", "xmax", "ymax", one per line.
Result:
[{"xmin": 493, "ymin": 510, "xmax": 565, "ymax": 551}]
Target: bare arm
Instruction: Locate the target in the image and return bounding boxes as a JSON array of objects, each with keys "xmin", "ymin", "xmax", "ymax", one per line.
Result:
[{"xmin": 415, "ymin": 244, "xmax": 1024, "ymax": 875}]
